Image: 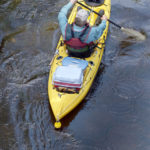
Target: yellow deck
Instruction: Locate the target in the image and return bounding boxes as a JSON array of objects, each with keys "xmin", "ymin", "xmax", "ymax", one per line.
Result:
[{"xmin": 48, "ymin": 0, "xmax": 111, "ymax": 128}]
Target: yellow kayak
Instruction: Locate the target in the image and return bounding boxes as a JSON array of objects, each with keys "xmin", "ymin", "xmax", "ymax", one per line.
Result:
[{"xmin": 48, "ymin": 0, "xmax": 111, "ymax": 129}]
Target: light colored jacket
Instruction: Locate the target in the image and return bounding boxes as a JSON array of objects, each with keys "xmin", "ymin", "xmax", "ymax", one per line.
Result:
[{"xmin": 58, "ymin": 2, "xmax": 106, "ymax": 43}]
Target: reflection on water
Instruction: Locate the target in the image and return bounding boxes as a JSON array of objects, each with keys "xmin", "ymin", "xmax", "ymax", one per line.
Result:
[{"xmin": 0, "ymin": 0, "xmax": 150, "ymax": 149}]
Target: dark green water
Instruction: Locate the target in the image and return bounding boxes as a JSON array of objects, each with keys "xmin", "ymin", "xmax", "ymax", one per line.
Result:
[{"xmin": 0, "ymin": 0, "xmax": 150, "ymax": 149}]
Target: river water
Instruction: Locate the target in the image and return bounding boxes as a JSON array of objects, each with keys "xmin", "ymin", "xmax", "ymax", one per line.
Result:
[{"xmin": 0, "ymin": 0, "xmax": 150, "ymax": 149}]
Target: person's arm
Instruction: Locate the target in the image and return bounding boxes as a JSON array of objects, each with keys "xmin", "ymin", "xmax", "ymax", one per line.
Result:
[
  {"xmin": 58, "ymin": 0, "xmax": 77, "ymax": 38},
  {"xmin": 85, "ymin": 15, "xmax": 107, "ymax": 43}
]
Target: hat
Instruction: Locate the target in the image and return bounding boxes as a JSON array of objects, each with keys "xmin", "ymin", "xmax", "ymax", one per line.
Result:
[{"xmin": 76, "ymin": 9, "xmax": 89, "ymax": 22}]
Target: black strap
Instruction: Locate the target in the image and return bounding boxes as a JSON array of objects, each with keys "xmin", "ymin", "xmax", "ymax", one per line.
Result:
[
  {"xmin": 71, "ymin": 24, "xmax": 74, "ymax": 38},
  {"xmin": 79, "ymin": 24, "xmax": 89, "ymax": 39}
]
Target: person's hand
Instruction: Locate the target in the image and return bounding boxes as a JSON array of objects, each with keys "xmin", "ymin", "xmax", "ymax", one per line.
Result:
[
  {"xmin": 70, "ymin": 0, "xmax": 77, "ymax": 4},
  {"xmin": 101, "ymin": 14, "xmax": 107, "ymax": 21}
]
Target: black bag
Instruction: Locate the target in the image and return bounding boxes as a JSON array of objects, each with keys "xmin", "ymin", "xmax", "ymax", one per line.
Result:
[{"xmin": 85, "ymin": 0, "xmax": 104, "ymax": 6}]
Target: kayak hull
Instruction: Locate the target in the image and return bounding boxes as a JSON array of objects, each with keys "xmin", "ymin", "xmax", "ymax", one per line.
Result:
[{"xmin": 48, "ymin": 0, "xmax": 111, "ymax": 128}]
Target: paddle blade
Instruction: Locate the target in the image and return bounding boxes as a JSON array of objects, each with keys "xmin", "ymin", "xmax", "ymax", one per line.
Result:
[{"xmin": 121, "ymin": 27, "xmax": 146, "ymax": 41}]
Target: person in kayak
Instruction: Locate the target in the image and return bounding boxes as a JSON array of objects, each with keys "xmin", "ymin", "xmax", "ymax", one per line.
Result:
[{"xmin": 58, "ymin": 0, "xmax": 107, "ymax": 58}]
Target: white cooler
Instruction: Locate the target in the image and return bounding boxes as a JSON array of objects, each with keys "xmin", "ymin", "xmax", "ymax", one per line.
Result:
[{"xmin": 53, "ymin": 65, "xmax": 83, "ymax": 89}]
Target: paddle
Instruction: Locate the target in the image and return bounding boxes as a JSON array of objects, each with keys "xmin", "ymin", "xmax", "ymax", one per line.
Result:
[{"xmin": 77, "ymin": 1, "xmax": 146, "ymax": 41}]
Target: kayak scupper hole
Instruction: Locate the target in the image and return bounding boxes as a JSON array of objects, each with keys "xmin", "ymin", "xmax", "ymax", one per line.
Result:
[
  {"xmin": 89, "ymin": 61, "xmax": 94, "ymax": 66},
  {"xmin": 56, "ymin": 56, "xmax": 63, "ymax": 60}
]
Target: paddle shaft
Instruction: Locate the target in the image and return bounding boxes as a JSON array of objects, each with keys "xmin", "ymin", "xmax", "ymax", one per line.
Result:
[{"xmin": 77, "ymin": 2, "xmax": 121, "ymax": 29}]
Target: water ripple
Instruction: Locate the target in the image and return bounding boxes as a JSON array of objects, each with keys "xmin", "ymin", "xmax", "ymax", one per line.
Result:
[{"xmin": 113, "ymin": 78, "xmax": 143, "ymax": 99}]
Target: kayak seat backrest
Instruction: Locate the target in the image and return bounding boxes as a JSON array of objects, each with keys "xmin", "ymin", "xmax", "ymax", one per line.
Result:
[{"xmin": 62, "ymin": 57, "xmax": 88, "ymax": 70}]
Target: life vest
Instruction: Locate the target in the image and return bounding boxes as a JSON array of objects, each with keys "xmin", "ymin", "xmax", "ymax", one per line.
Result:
[{"xmin": 64, "ymin": 23, "xmax": 93, "ymax": 53}]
